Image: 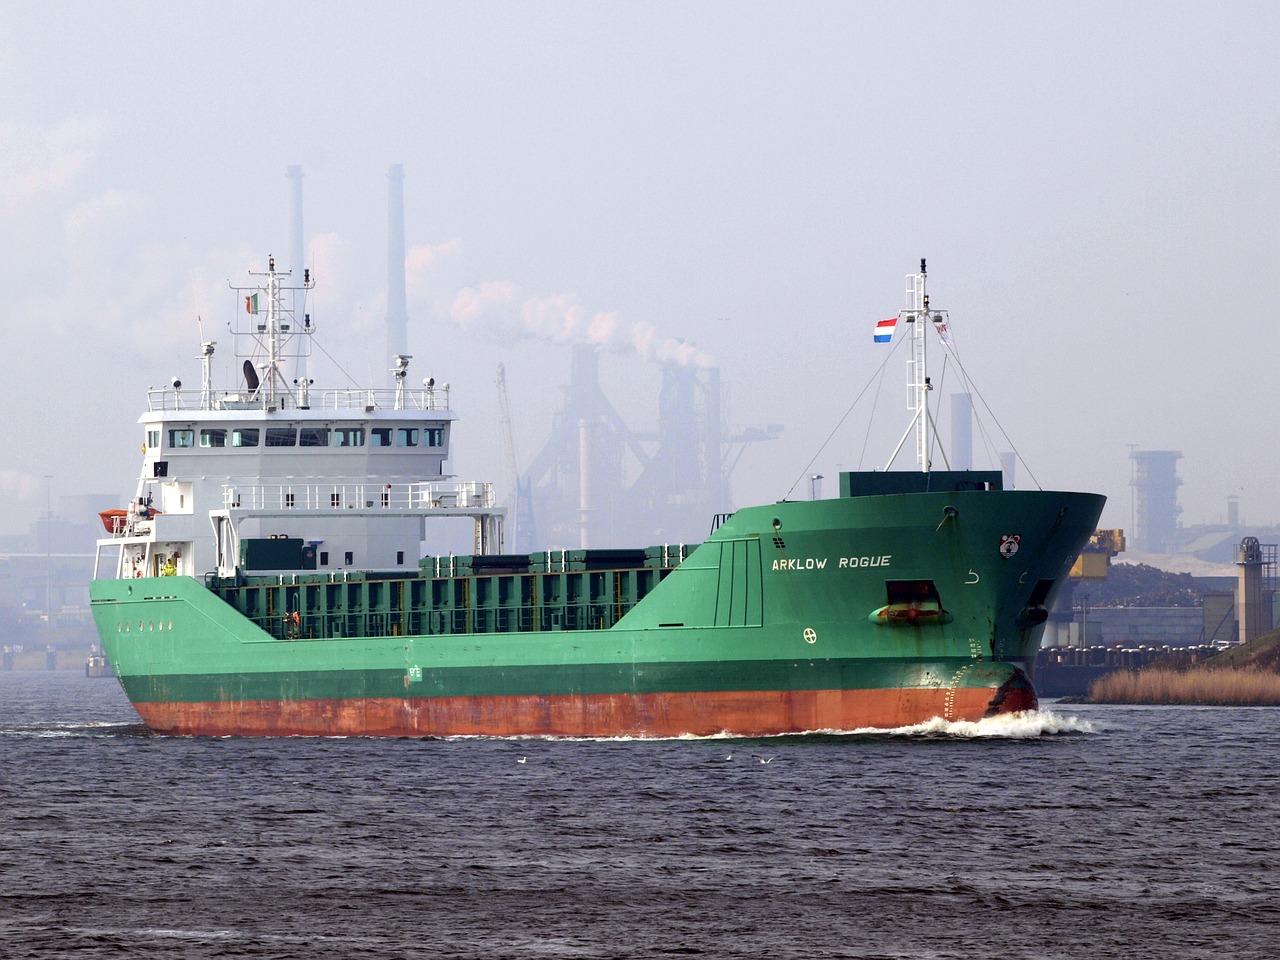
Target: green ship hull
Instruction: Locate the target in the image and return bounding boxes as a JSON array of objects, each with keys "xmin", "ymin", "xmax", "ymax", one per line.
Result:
[{"xmin": 91, "ymin": 487, "xmax": 1105, "ymax": 737}]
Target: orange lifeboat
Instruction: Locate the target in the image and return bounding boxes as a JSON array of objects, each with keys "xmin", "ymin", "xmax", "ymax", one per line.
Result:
[
  {"xmin": 99, "ymin": 507, "xmax": 162, "ymax": 534},
  {"xmin": 99, "ymin": 510, "xmax": 128, "ymax": 534}
]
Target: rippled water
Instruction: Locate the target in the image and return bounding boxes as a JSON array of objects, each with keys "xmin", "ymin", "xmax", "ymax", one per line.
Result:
[{"xmin": 3, "ymin": 672, "xmax": 1278, "ymax": 959}]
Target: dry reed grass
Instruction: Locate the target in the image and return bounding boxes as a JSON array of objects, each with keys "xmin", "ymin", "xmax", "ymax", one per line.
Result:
[{"xmin": 1088, "ymin": 667, "xmax": 1280, "ymax": 705}]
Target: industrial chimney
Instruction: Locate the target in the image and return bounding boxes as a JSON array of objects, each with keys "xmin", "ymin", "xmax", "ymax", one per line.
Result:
[
  {"xmin": 286, "ymin": 164, "xmax": 307, "ymax": 382},
  {"xmin": 386, "ymin": 164, "xmax": 409, "ymax": 373},
  {"xmin": 286, "ymin": 165, "xmax": 305, "ymax": 277},
  {"xmin": 951, "ymin": 393, "xmax": 972, "ymax": 470},
  {"xmin": 1000, "ymin": 452, "xmax": 1016, "ymax": 490},
  {"xmin": 1235, "ymin": 536, "xmax": 1271, "ymax": 645}
]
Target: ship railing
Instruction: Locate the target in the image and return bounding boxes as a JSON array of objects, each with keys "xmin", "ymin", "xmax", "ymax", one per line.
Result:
[
  {"xmin": 145, "ymin": 387, "xmax": 302, "ymax": 412},
  {"xmin": 145, "ymin": 386, "xmax": 451, "ymax": 413},
  {"xmin": 319, "ymin": 388, "xmax": 450, "ymax": 412},
  {"xmin": 147, "ymin": 387, "xmax": 231, "ymax": 412},
  {"xmin": 222, "ymin": 480, "xmax": 497, "ymax": 511},
  {"xmin": 709, "ymin": 512, "xmax": 735, "ymax": 533}
]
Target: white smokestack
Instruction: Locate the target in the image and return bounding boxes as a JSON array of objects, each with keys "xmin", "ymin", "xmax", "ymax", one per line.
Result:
[
  {"xmin": 286, "ymin": 164, "xmax": 307, "ymax": 381},
  {"xmin": 951, "ymin": 393, "xmax": 972, "ymax": 470},
  {"xmin": 387, "ymin": 164, "xmax": 408, "ymax": 373},
  {"xmin": 1001, "ymin": 452, "xmax": 1016, "ymax": 489}
]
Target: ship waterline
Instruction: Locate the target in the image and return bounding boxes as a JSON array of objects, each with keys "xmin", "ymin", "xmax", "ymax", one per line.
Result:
[{"xmin": 119, "ymin": 683, "xmax": 1036, "ymax": 739}]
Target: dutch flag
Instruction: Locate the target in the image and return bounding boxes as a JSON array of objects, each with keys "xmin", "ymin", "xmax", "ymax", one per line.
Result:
[{"xmin": 873, "ymin": 317, "xmax": 897, "ymax": 343}]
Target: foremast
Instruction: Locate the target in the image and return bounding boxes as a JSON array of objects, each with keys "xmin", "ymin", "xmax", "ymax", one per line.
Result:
[{"xmin": 884, "ymin": 259, "xmax": 951, "ymax": 473}]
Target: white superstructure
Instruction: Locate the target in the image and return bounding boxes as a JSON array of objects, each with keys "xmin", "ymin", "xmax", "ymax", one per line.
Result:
[{"xmin": 94, "ymin": 258, "xmax": 503, "ymax": 582}]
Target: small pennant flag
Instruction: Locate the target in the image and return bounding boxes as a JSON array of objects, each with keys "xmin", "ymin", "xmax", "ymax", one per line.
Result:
[
  {"xmin": 873, "ymin": 317, "xmax": 897, "ymax": 343},
  {"xmin": 245, "ymin": 293, "xmax": 260, "ymax": 315}
]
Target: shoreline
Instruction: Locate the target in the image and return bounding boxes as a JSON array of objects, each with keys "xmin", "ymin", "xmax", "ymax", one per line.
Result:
[
  {"xmin": 1088, "ymin": 666, "xmax": 1280, "ymax": 706},
  {"xmin": 2, "ymin": 645, "xmax": 103, "ymax": 672}
]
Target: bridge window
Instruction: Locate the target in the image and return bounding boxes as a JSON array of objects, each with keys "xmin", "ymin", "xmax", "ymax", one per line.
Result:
[
  {"xmin": 146, "ymin": 429, "xmax": 160, "ymax": 448},
  {"xmin": 333, "ymin": 427, "xmax": 364, "ymax": 447},
  {"xmin": 265, "ymin": 428, "xmax": 297, "ymax": 447},
  {"xmin": 168, "ymin": 429, "xmax": 194, "ymax": 448},
  {"xmin": 371, "ymin": 428, "xmax": 393, "ymax": 447},
  {"xmin": 396, "ymin": 428, "xmax": 419, "ymax": 447},
  {"xmin": 425, "ymin": 427, "xmax": 444, "ymax": 447},
  {"xmin": 232, "ymin": 428, "xmax": 259, "ymax": 447},
  {"xmin": 200, "ymin": 429, "xmax": 227, "ymax": 448},
  {"xmin": 299, "ymin": 427, "xmax": 329, "ymax": 447}
]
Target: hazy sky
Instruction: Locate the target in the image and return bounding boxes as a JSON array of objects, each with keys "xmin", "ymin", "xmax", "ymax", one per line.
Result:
[{"xmin": 2, "ymin": 1, "xmax": 1277, "ymax": 540}]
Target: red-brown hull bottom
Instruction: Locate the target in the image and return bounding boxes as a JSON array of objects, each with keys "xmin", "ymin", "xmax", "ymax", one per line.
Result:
[{"xmin": 133, "ymin": 684, "xmax": 1039, "ymax": 737}]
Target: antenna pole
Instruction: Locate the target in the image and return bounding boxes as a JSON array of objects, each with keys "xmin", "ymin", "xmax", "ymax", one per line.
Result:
[
  {"xmin": 884, "ymin": 259, "xmax": 947, "ymax": 473},
  {"xmin": 266, "ymin": 257, "xmax": 281, "ymax": 407}
]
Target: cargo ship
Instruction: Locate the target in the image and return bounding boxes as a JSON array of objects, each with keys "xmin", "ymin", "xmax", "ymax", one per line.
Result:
[{"xmin": 89, "ymin": 258, "xmax": 1104, "ymax": 737}]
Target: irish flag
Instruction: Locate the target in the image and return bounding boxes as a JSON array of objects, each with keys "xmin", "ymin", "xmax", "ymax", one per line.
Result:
[
  {"xmin": 873, "ymin": 317, "xmax": 897, "ymax": 343},
  {"xmin": 245, "ymin": 293, "xmax": 260, "ymax": 315}
]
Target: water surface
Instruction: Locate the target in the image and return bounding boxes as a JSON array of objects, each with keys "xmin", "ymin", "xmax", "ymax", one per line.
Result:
[{"xmin": 3, "ymin": 672, "xmax": 1277, "ymax": 958}]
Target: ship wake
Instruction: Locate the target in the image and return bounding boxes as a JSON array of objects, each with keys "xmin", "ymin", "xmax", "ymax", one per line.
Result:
[
  {"xmin": 830, "ymin": 709, "xmax": 1097, "ymax": 739},
  {"xmin": 470, "ymin": 709, "xmax": 1098, "ymax": 743},
  {"xmin": 0, "ymin": 720, "xmax": 154, "ymax": 740}
]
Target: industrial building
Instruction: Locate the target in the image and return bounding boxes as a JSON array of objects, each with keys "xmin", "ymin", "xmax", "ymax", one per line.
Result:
[
  {"xmin": 1130, "ymin": 449, "xmax": 1183, "ymax": 552},
  {"xmin": 512, "ymin": 345, "xmax": 781, "ymax": 550}
]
